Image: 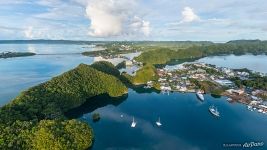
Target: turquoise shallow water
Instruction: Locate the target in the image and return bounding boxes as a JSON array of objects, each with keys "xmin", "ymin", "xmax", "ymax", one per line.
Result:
[{"xmin": 1, "ymin": 44, "xmax": 267, "ymax": 149}]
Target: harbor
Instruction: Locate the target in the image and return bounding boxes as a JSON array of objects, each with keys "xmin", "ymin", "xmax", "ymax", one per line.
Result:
[
  {"xmin": 140, "ymin": 62, "xmax": 267, "ymax": 115},
  {"xmin": 75, "ymin": 89, "xmax": 267, "ymax": 150}
]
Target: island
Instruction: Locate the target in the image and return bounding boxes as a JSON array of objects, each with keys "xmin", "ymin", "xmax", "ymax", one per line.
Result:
[
  {"xmin": 82, "ymin": 40, "xmax": 267, "ymax": 64},
  {"xmin": 0, "ymin": 51, "xmax": 36, "ymax": 58},
  {"xmin": 134, "ymin": 40, "xmax": 267, "ymax": 65},
  {"xmin": 0, "ymin": 61, "xmax": 127, "ymax": 149}
]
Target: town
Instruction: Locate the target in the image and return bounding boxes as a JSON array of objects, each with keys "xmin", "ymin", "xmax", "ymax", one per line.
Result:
[{"xmin": 142, "ymin": 62, "xmax": 267, "ymax": 115}]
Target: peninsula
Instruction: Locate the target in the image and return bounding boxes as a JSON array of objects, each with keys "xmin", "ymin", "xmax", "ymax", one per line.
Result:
[
  {"xmin": 0, "ymin": 62, "xmax": 127, "ymax": 149},
  {"xmin": 0, "ymin": 51, "xmax": 36, "ymax": 58}
]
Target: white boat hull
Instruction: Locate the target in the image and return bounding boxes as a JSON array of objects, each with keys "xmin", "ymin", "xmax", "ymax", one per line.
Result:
[
  {"xmin": 131, "ymin": 122, "xmax": 136, "ymax": 128},
  {"xmin": 156, "ymin": 122, "xmax": 162, "ymax": 126},
  {"xmin": 209, "ymin": 108, "xmax": 220, "ymax": 117},
  {"xmin": 196, "ymin": 93, "xmax": 204, "ymax": 101}
]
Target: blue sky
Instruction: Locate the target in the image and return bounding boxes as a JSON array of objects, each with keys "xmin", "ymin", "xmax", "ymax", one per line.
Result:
[{"xmin": 0, "ymin": 0, "xmax": 267, "ymax": 41}]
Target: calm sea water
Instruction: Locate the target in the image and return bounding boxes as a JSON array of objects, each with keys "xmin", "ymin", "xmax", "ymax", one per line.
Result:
[
  {"xmin": 0, "ymin": 44, "xmax": 95, "ymax": 106},
  {"xmin": 1, "ymin": 44, "xmax": 267, "ymax": 149},
  {"xmin": 197, "ymin": 54, "xmax": 267, "ymax": 73},
  {"xmin": 0, "ymin": 43, "xmax": 94, "ymax": 54},
  {"xmin": 67, "ymin": 89, "xmax": 267, "ymax": 150}
]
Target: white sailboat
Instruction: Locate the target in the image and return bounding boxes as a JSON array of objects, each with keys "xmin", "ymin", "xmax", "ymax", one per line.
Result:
[
  {"xmin": 156, "ymin": 117, "xmax": 162, "ymax": 126},
  {"xmin": 131, "ymin": 117, "xmax": 136, "ymax": 128}
]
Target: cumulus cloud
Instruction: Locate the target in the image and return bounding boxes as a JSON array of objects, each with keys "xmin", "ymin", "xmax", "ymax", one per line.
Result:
[
  {"xmin": 84, "ymin": 0, "xmax": 150, "ymax": 37},
  {"xmin": 85, "ymin": 0, "xmax": 123, "ymax": 37},
  {"xmin": 130, "ymin": 16, "xmax": 151, "ymax": 36},
  {"xmin": 180, "ymin": 7, "xmax": 200, "ymax": 23},
  {"xmin": 23, "ymin": 26, "xmax": 58, "ymax": 39},
  {"xmin": 24, "ymin": 26, "xmax": 34, "ymax": 39}
]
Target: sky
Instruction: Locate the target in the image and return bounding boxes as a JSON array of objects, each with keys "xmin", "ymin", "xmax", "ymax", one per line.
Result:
[{"xmin": 0, "ymin": 0, "xmax": 267, "ymax": 41}]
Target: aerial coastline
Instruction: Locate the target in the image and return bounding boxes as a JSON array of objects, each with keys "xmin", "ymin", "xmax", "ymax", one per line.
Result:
[{"xmin": 1, "ymin": 40, "xmax": 267, "ymax": 149}]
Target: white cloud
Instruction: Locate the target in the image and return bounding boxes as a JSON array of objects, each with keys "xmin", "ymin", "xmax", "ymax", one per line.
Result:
[
  {"xmin": 84, "ymin": 0, "xmax": 150, "ymax": 37},
  {"xmin": 24, "ymin": 26, "xmax": 34, "ymax": 39},
  {"xmin": 130, "ymin": 16, "xmax": 151, "ymax": 36},
  {"xmin": 85, "ymin": 0, "xmax": 123, "ymax": 37},
  {"xmin": 23, "ymin": 26, "xmax": 59, "ymax": 39},
  {"xmin": 180, "ymin": 7, "xmax": 200, "ymax": 23}
]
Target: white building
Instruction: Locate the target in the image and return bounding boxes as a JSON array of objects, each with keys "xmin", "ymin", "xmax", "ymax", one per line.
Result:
[
  {"xmin": 125, "ymin": 60, "xmax": 133, "ymax": 66},
  {"xmin": 215, "ymin": 79, "xmax": 234, "ymax": 86},
  {"xmin": 160, "ymin": 86, "xmax": 171, "ymax": 91}
]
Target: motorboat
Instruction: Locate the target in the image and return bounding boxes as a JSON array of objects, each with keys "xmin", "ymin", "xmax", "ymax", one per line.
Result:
[
  {"xmin": 196, "ymin": 91, "xmax": 204, "ymax": 101},
  {"xmin": 131, "ymin": 117, "xmax": 136, "ymax": 128},
  {"xmin": 155, "ymin": 117, "xmax": 162, "ymax": 126},
  {"xmin": 209, "ymin": 105, "xmax": 220, "ymax": 117}
]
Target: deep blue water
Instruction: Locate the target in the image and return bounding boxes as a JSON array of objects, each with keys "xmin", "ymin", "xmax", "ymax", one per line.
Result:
[
  {"xmin": 1, "ymin": 44, "xmax": 267, "ymax": 149},
  {"xmin": 70, "ymin": 89, "xmax": 267, "ymax": 150}
]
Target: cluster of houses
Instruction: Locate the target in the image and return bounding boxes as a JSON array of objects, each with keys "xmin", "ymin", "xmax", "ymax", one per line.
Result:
[
  {"xmin": 152, "ymin": 62, "xmax": 267, "ymax": 114},
  {"xmin": 156, "ymin": 63, "xmax": 236, "ymax": 92},
  {"xmin": 157, "ymin": 67, "xmax": 196, "ymax": 92},
  {"xmin": 246, "ymin": 90, "xmax": 267, "ymax": 114}
]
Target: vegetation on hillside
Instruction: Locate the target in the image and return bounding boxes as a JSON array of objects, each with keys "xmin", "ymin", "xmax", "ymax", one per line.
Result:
[
  {"xmin": 135, "ymin": 48, "xmax": 203, "ymax": 65},
  {"xmin": 135, "ymin": 40, "xmax": 267, "ymax": 65},
  {"xmin": 0, "ymin": 62, "xmax": 127, "ymax": 149},
  {"xmin": 116, "ymin": 61, "xmax": 126, "ymax": 69},
  {"xmin": 190, "ymin": 79, "xmax": 226, "ymax": 96},
  {"xmin": 231, "ymin": 76, "xmax": 267, "ymax": 90},
  {"xmin": 0, "ymin": 119, "xmax": 93, "ymax": 150},
  {"xmin": 131, "ymin": 65, "xmax": 158, "ymax": 85},
  {"xmin": 91, "ymin": 61, "xmax": 121, "ymax": 77}
]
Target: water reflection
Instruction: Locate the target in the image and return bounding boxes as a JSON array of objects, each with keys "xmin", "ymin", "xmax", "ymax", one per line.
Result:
[
  {"xmin": 130, "ymin": 86, "xmax": 161, "ymax": 94},
  {"xmin": 65, "ymin": 94, "xmax": 128, "ymax": 119}
]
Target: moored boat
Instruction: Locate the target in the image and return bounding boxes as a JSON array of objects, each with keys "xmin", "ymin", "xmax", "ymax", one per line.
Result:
[
  {"xmin": 131, "ymin": 117, "xmax": 136, "ymax": 128},
  {"xmin": 196, "ymin": 91, "xmax": 204, "ymax": 101},
  {"xmin": 209, "ymin": 105, "xmax": 220, "ymax": 117},
  {"xmin": 155, "ymin": 117, "xmax": 162, "ymax": 127}
]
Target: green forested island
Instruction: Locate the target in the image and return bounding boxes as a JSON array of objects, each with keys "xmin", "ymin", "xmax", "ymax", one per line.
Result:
[
  {"xmin": 0, "ymin": 62, "xmax": 127, "ymax": 149},
  {"xmin": 81, "ymin": 40, "xmax": 267, "ymax": 65},
  {"xmin": 135, "ymin": 40, "xmax": 267, "ymax": 65},
  {"xmin": 0, "ymin": 52, "xmax": 36, "ymax": 58}
]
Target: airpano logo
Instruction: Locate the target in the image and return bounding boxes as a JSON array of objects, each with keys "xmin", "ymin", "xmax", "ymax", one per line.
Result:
[
  {"xmin": 223, "ymin": 141, "xmax": 264, "ymax": 148},
  {"xmin": 243, "ymin": 141, "xmax": 264, "ymax": 148}
]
